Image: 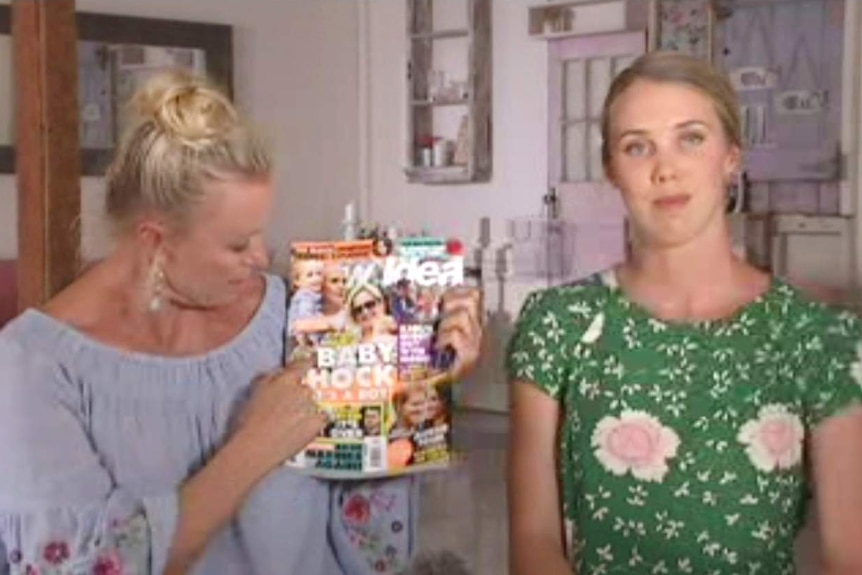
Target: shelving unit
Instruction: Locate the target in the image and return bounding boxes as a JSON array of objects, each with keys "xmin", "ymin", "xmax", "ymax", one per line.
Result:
[
  {"xmin": 410, "ymin": 97, "xmax": 470, "ymax": 107},
  {"xmin": 412, "ymin": 28, "xmax": 469, "ymax": 40},
  {"xmin": 405, "ymin": 0, "xmax": 491, "ymax": 184},
  {"xmin": 527, "ymin": 0, "xmax": 648, "ymax": 41}
]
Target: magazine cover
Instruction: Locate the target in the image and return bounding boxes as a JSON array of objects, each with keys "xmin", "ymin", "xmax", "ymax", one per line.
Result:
[{"xmin": 285, "ymin": 237, "xmax": 464, "ymax": 478}]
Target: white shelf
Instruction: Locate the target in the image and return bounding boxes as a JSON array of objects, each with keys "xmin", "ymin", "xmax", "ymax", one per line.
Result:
[
  {"xmin": 404, "ymin": 165, "xmax": 471, "ymax": 184},
  {"xmin": 530, "ymin": 29, "xmax": 583, "ymax": 40},
  {"xmin": 527, "ymin": 0, "xmax": 645, "ymax": 40},
  {"xmin": 411, "ymin": 28, "xmax": 469, "ymax": 40},
  {"xmin": 407, "ymin": 0, "xmax": 491, "ymax": 185},
  {"xmin": 411, "ymin": 98, "xmax": 470, "ymax": 107}
]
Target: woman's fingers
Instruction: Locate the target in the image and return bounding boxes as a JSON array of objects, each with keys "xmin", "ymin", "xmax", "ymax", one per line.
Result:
[
  {"xmin": 436, "ymin": 324, "xmax": 476, "ymax": 379},
  {"xmin": 270, "ymin": 357, "xmax": 315, "ymax": 385},
  {"xmin": 437, "ymin": 287, "xmax": 484, "ymax": 379},
  {"xmin": 441, "ymin": 286, "xmax": 483, "ymax": 330}
]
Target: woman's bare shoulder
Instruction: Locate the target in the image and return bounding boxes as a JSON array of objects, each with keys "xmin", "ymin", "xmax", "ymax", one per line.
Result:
[{"xmin": 40, "ymin": 264, "xmax": 114, "ymax": 327}]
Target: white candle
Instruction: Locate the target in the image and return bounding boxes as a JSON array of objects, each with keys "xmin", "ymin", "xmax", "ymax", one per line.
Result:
[{"xmin": 342, "ymin": 202, "xmax": 358, "ymax": 240}]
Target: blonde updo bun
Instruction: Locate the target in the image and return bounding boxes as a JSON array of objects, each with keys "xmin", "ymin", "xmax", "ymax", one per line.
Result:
[
  {"xmin": 106, "ymin": 69, "xmax": 271, "ymax": 234},
  {"xmin": 128, "ymin": 70, "xmax": 237, "ymax": 151}
]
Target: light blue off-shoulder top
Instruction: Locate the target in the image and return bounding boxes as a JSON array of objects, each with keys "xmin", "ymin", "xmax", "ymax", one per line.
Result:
[{"xmin": 0, "ymin": 274, "xmax": 416, "ymax": 575}]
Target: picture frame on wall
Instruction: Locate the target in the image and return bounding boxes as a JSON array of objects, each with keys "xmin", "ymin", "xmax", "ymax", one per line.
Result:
[
  {"xmin": 648, "ymin": 0, "xmax": 716, "ymax": 62},
  {"xmin": 0, "ymin": 7, "xmax": 232, "ymax": 175}
]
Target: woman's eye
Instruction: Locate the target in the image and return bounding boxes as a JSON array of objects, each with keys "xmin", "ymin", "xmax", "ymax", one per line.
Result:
[
  {"xmin": 623, "ymin": 141, "xmax": 649, "ymax": 157},
  {"xmin": 230, "ymin": 241, "xmax": 250, "ymax": 253},
  {"xmin": 681, "ymin": 132, "xmax": 705, "ymax": 147}
]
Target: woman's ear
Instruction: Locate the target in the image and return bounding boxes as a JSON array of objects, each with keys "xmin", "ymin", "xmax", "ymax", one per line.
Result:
[
  {"xmin": 135, "ymin": 218, "xmax": 167, "ymax": 262},
  {"xmin": 724, "ymin": 144, "xmax": 742, "ymax": 183}
]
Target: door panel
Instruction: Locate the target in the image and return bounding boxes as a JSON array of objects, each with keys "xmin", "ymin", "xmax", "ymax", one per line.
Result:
[
  {"xmin": 715, "ymin": 0, "xmax": 844, "ymax": 193},
  {"xmin": 548, "ymin": 31, "xmax": 645, "ymax": 281}
]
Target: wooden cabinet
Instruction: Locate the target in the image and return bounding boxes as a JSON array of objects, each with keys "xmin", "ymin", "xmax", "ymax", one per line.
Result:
[
  {"xmin": 655, "ymin": 0, "xmax": 847, "ymax": 215},
  {"xmin": 405, "ymin": 0, "xmax": 491, "ymax": 184},
  {"xmin": 713, "ymin": 0, "xmax": 846, "ymax": 216}
]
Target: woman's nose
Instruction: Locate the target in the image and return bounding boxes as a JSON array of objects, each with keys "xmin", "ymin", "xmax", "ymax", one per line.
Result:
[
  {"xmin": 651, "ymin": 149, "xmax": 678, "ymax": 184},
  {"xmin": 247, "ymin": 236, "xmax": 270, "ymax": 270}
]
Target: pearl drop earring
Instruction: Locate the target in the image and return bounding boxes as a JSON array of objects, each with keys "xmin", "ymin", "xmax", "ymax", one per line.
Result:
[{"xmin": 148, "ymin": 264, "xmax": 165, "ymax": 313}]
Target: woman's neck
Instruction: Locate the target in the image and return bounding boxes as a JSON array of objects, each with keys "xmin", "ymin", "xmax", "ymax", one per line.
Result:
[
  {"xmin": 632, "ymin": 230, "xmax": 737, "ymax": 289},
  {"xmin": 618, "ymin": 218, "xmax": 769, "ymax": 322},
  {"xmin": 89, "ymin": 250, "xmax": 208, "ymax": 352},
  {"xmin": 46, "ymin": 245, "xmax": 259, "ymax": 356},
  {"xmin": 322, "ymin": 299, "xmax": 340, "ymax": 315}
]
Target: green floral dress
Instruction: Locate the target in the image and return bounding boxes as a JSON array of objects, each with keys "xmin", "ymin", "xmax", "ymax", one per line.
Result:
[{"xmin": 507, "ymin": 271, "xmax": 862, "ymax": 575}]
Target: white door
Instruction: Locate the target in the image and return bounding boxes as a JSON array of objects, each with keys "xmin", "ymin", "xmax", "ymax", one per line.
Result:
[{"xmin": 548, "ymin": 31, "xmax": 646, "ymax": 282}]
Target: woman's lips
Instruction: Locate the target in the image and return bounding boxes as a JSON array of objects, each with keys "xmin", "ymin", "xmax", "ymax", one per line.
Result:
[{"xmin": 653, "ymin": 194, "xmax": 691, "ymax": 210}]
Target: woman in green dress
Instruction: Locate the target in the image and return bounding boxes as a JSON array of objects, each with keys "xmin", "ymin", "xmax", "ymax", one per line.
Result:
[{"xmin": 507, "ymin": 51, "xmax": 862, "ymax": 575}]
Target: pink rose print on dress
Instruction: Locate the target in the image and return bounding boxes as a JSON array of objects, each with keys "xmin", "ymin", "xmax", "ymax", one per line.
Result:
[
  {"xmin": 42, "ymin": 541, "xmax": 70, "ymax": 565},
  {"xmin": 592, "ymin": 410, "xmax": 680, "ymax": 482},
  {"xmin": 92, "ymin": 552, "xmax": 124, "ymax": 575},
  {"xmin": 737, "ymin": 404, "xmax": 804, "ymax": 472},
  {"xmin": 344, "ymin": 494, "xmax": 372, "ymax": 526}
]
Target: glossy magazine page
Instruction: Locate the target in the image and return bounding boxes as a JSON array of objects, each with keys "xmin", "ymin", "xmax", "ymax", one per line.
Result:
[{"xmin": 285, "ymin": 237, "xmax": 463, "ymax": 478}]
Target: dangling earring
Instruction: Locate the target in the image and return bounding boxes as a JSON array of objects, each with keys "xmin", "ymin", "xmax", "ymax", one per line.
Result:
[{"xmin": 148, "ymin": 262, "xmax": 165, "ymax": 313}]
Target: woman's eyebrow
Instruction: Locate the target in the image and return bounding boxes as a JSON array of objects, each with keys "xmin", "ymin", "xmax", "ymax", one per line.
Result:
[{"xmin": 617, "ymin": 120, "xmax": 709, "ymax": 140}]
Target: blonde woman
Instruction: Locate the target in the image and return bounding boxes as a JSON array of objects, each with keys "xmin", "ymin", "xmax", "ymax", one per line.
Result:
[
  {"xmin": 0, "ymin": 71, "xmax": 484, "ymax": 575},
  {"xmin": 508, "ymin": 52, "xmax": 862, "ymax": 575},
  {"xmin": 347, "ymin": 282, "xmax": 397, "ymax": 345}
]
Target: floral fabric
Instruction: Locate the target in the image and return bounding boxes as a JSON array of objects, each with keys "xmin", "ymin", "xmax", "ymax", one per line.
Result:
[
  {"xmin": 507, "ymin": 271, "xmax": 862, "ymax": 574},
  {"xmin": 5, "ymin": 515, "xmax": 148, "ymax": 575},
  {"xmin": 0, "ymin": 274, "xmax": 415, "ymax": 575},
  {"xmin": 333, "ymin": 482, "xmax": 415, "ymax": 574}
]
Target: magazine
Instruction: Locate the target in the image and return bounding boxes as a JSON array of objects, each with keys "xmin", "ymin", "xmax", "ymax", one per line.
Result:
[{"xmin": 285, "ymin": 237, "xmax": 464, "ymax": 478}]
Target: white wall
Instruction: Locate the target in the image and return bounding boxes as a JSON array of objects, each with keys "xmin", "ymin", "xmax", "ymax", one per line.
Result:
[
  {"xmin": 364, "ymin": 0, "xmax": 550, "ymax": 246},
  {"xmin": 0, "ymin": 0, "xmax": 361, "ymax": 264},
  {"xmin": 4, "ymin": 0, "xmax": 855, "ymax": 284},
  {"xmin": 363, "ymin": 0, "xmax": 559, "ymax": 412}
]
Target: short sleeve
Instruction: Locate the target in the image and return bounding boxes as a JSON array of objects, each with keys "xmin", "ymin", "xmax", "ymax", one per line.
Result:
[
  {"xmin": 328, "ymin": 477, "xmax": 418, "ymax": 575},
  {"xmin": 799, "ymin": 309, "xmax": 862, "ymax": 429},
  {"xmin": 506, "ymin": 290, "xmax": 571, "ymax": 399},
  {"xmin": 287, "ymin": 290, "xmax": 321, "ymax": 334},
  {"xmin": 0, "ymin": 337, "xmax": 179, "ymax": 575}
]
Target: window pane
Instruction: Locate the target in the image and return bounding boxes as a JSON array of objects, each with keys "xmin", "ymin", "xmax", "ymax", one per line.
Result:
[
  {"xmin": 564, "ymin": 122, "xmax": 587, "ymax": 182},
  {"xmin": 564, "ymin": 58, "xmax": 585, "ymax": 120},
  {"xmin": 587, "ymin": 57, "xmax": 611, "ymax": 119},
  {"xmin": 587, "ymin": 121, "xmax": 604, "ymax": 181}
]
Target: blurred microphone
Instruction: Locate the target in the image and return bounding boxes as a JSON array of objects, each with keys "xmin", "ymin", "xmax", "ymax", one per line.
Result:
[{"xmin": 404, "ymin": 550, "xmax": 472, "ymax": 575}]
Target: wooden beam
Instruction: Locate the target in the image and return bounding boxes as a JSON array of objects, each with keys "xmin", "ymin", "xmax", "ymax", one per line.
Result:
[{"xmin": 13, "ymin": 0, "xmax": 81, "ymax": 310}]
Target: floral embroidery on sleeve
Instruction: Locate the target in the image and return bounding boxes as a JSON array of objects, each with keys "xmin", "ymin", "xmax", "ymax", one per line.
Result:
[
  {"xmin": 42, "ymin": 542, "xmax": 70, "ymax": 566},
  {"xmin": 338, "ymin": 487, "xmax": 411, "ymax": 574},
  {"xmin": 9, "ymin": 514, "xmax": 149, "ymax": 575}
]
